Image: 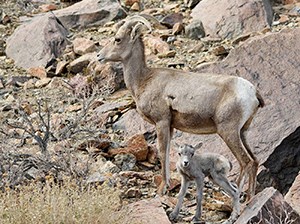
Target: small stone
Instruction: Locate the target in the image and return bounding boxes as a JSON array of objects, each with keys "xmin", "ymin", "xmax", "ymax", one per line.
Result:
[
  {"xmin": 35, "ymin": 78, "xmax": 51, "ymax": 88},
  {"xmin": 28, "ymin": 67, "xmax": 47, "ymax": 79},
  {"xmin": 185, "ymin": 19, "xmax": 205, "ymax": 40},
  {"xmin": 109, "ymin": 134, "xmax": 149, "ymax": 161},
  {"xmin": 125, "ymin": 187, "xmax": 142, "ymax": 198},
  {"xmin": 160, "ymin": 13, "xmax": 184, "ymax": 29},
  {"xmin": 172, "ymin": 22, "xmax": 184, "ymax": 35},
  {"xmin": 114, "ymin": 153, "xmax": 136, "ymax": 171},
  {"xmin": 130, "ymin": 2, "xmax": 140, "ymax": 11},
  {"xmin": 278, "ymin": 14, "xmax": 289, "ymax": 24},
  {"xmin": 55, "ymin": 60, "xmax": 68, "ymax": 75},
  {"xmin": 144, "ymin": 36, "xmax": 170, "ymax": 54},
  {"xmin": 66, "ymin": 103, "xmax": 83, "ymax": 112},
  {"xmin": 73, "ymin": 38, "xmax": 97, "ymax": 56},
  {"xmin": 67, "ymin": 53, "xmax": 97, "ymax": 74},
  {"xmin": 211, "ymin": 45, "xmax": 227, "ymax": 56},
  {"xmin": 158, "ymin": 50, "xmax": 176, "ymax": 58},
  {"xmin": 39, "ymin": 4, "xmax": 57, "ymax": 12},
  {"xmin": 123, "ymin": 0, "xmax": 139, "ymax": 7},
  {"xmin": 188, "ymin": 42, "xmax": 204, "ymax": 53}
]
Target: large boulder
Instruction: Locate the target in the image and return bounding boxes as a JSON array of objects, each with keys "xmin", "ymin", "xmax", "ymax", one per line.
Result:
[
  {"xmin": 195, "ymin": 28, "xmax": 300, "ymax": 193},
  {"xmin": 53, "ymin": 0, "xmax": 127, "ymax": 30},
  {"xmin": 285, "ymin": 171, "xmax": 300, "ymax": 214},
  {"xmin": 235, "ymin": 187, "xmax": 300, "ymax": 223},
  {"xmin": 123, "ymin": 197, "xmax": 171, "ymax": 224},
  {"xmin": 5, "ymin": 13, "xmax": 68, "ymax": 69},
  {"xmin": 191, "ymin": 0, "xmax": 273, "ymax": 39}
]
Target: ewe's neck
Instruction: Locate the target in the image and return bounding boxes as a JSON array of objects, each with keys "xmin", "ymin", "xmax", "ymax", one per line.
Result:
[{"xmin": 122, "ymin": 38, "xmax": 150, "ymax": 97}]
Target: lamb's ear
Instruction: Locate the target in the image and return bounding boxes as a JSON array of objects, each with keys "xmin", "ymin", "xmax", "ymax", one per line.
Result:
[
  {"xmin": 173, "ymin": 142, "xmax": 180, "ymax": 153},
  {"xmin": 130, "ymin": 23, "xmax": 144, "ymax": 42},
  {"xmin": 193, "ymin": 142, "xmax": 203, "ymax": 151}
]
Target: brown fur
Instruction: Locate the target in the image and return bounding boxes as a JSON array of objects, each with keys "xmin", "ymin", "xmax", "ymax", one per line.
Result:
[{"xmin": 97, "ymin": 16, "xmax": 263, "ymax": 199}]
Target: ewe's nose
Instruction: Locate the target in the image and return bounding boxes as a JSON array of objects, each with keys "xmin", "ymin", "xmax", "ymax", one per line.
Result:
[{"xmin": 183, "ymin": 161, "xmax": 189, "ymax": 167}]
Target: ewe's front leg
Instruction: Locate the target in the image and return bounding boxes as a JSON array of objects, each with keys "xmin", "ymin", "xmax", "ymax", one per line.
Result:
[
  {"xmin": 169, "ymin": 176, "xmax": 189, "ymax": 221},
  {"xmin": 156, "ymin": 120, "xmax": 172, "ymax": 195},
  {"xmin": 193, "ymin": 175, "xmax": 204, "ymax": 223}
]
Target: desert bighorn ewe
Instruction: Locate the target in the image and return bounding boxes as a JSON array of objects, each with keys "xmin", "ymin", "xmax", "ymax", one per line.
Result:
[
  {"xmin": 169, "ymin": 143, "xmax": 240, "ymax": 224},
  {"xmin": 97, "ymin": 15, "xmax": 264, "ymax": 197}
]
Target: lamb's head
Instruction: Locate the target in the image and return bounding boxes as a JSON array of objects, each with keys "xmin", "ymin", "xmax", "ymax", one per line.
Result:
[
  {"xmin": 97, "ymin": 15, "xmax": 151, "ymax": 62},
  {"xmin": 177, "ymin": 142, "xmax": 203, "ymax": 168}
]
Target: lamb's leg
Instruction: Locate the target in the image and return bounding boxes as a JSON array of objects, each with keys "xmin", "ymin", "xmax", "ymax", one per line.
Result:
[
  {"xmin": 210, "ymin": 171, "xmax": 240, "ymax": 223},
  {"xmin": 156, "ymin": 120, "xmax": 172, "ymax": 195},
  {"xmin": 169, "ymin": 176, "xmax": 189, "ymax": 221},
  {"xmin": 193, "ymin": 175, "xmax": 204, "ymax": 223}
]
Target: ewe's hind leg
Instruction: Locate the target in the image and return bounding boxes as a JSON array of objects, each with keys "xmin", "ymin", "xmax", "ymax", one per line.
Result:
[
  {"xmin": 217, "ymin": 128, "xmax": 255, "ymax": 199},
  {"xmin": 241, "ymin": 129, "xmax": 258, "ymax": 198},
  {"xmin": 210, "ymin": 171, "xmax": 240, "ymax": 223}
]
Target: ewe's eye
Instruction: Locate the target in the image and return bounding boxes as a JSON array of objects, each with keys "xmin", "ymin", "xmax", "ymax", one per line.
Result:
[
  {"xmin": 178, "ymin": 153, "xmax": 181, "ymax": 156},
  {"xmin": 115, "ymin": 38, "xmax": 121, "ymax": 43},
  {"xmin": 191, "ymin": 152, "xmax": 194, "ymax": 157}
]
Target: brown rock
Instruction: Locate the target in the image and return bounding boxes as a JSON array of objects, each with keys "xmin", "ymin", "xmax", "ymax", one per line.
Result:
[
  {"xmin": 123, "ymin": 197, "xmax": 171, "ymax": 224},
  {"xmin": 130, "ymin": 2, "xmax": 140, "ymax": 11},
  {"xmin": 28, "ymin": 67, "xmax": 47, "ymax": 79},
  {"xmin": 285, "ymin": 172, "xmax": 300, "ymax": 214},
  {"xmin": 35, "ymin": 78, "xmax": 51, "ymax": 88},
  {"xmin": 86, "ymin": 61, "xmax": 125, "ymax": 93},
  {"xmin": 54, "ymin": 0, "xmax": 127, "ymax": 30},
  {"xmin": 73, "ymin": 37, "xmax": 97, "ymax": 55},
  {"xmin": 172, "ymin": 22, "xmax": 184, "ymax": 35},
  {"xmin": 144, "ymin": 36, "xmax": 170, "ymax": 54},
  {"xmin": 157, "ymin": 50, "xmax": 176, "ymax": 58},
  {"xmin": 39, "ymin": 4, "xmax": 57, "ymax": 12},
  {"xmin": 123, "ymin": 0, "xmax": 139, "ymax": 7},
  {"xmin": 109, "ymin": 134, "xmax": 149, "ymax": 161},
  {"xmin": 55, "ymin": 60, "xmax": 68, "ymax": 75},
  {"xmin": 68, "ymin": 52, "xmax": 97, "ymax": 74},
  {"xmin": 160, "ymin": 13, "xmax": 184, "ymax": 29},
  {"xmin": 211, "ymin": 45, "xmax": 227, "ymax": 56},
  {"xmin": 6, "ymin": 13, "xmax": 68, "ymax": 69},
  {"xmin": 125, "ymin": 187, "xmax": 142, "ymax": 198},
  {"xmin": 191, "ymin": 0, "xmax": 273, "ymax": 39},
  {"xmin": 235, "ymin": 187, "xmax": 300, "ymax": 224},
  {"xmin": 278, "ymin": 14, "xmax": 289, "ymax": 24}
]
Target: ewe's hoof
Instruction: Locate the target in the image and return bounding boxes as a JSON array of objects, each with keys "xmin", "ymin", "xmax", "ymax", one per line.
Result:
[
  {"xmin": 168, "ymin": 212, "xmax": 177, "ymax": 221},
  {"xmin": 192, "ymin": 216, "xmax": 204, "ymax": 224}
]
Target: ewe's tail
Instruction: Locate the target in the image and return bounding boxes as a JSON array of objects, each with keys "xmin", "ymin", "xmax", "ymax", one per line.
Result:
[{"xmin": 256, "ymin": 91, "xmax": 265, "ymax": 108}]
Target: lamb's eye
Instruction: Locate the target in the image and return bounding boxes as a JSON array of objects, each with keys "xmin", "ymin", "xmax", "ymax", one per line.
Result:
[
  {"xmin": 115, "ymin": 38, "xmax": 121, "ymax": 43},
  {"xmin": 191, "ymin": 152, "xmax": 194, "ymax": 157},
  {"xmin": 178, "ymin": 153, "xmax": 181, "ymax": 156}
]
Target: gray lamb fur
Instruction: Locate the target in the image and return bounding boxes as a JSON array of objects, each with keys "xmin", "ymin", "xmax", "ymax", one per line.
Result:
[{"xmin": 169, "ymin": 143, "xmax": 240, "ymax": 224}]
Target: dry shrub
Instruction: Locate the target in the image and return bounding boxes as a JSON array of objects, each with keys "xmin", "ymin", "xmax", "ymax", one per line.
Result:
[{"xmin": 0, "ymin": 179, "xmax": 126, "ymax": 224}]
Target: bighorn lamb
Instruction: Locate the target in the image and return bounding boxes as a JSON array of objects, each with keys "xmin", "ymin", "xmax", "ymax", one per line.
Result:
[
  {"xmin": 169, "ymin": 143, "xmax": 240, "ymax": 224},
  {"xmin": 97, "ymin": 15, "xmax": 264, "ymax": 197}
]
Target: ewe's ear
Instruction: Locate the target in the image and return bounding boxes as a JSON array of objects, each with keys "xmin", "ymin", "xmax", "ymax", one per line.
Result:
[
  {"xmin": 130, "ymin": 23, "xmax": 144, "ymax": 42},
  {"xmin": 193, "ymin": 142, "xmax": 203, "ymax": 151}
]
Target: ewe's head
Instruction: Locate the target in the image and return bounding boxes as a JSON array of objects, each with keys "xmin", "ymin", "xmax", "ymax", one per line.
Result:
[
  {"xmin": 177, "ymin": 142, "xmax": 203, "ymax": 168},
  {"xmin": 97, "ymin": 15, "xmax": 151, "ymax": 62}
]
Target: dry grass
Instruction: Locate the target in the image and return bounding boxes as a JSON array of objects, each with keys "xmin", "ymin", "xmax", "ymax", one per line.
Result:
[{"xmin": 0, "ymin": 180, "xmax": 126, "ymax": 224}]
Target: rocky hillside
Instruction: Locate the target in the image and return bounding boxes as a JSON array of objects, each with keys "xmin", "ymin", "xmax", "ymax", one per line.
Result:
[{"xmin": 0, "ymin": 0, "xmax": 300, "ymax": 223}]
